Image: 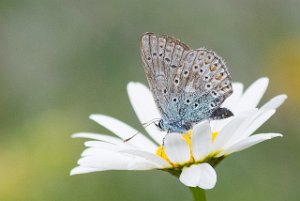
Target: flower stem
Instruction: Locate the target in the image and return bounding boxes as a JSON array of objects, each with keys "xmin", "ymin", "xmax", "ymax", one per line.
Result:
[{"xmin": 189, "ymin": 187, "xmax": 206, "ymax": 201}]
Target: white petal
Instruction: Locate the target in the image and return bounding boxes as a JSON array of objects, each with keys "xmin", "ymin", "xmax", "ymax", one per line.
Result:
[
  {"xmin": 127, "ymin": 82, "xmax": 164, "ymax": 144},
  {"xmin": 211, "ymin": 83, "xmax": 244, "ymax": 132},
  {"xmin": 72, "ymin": 132, "xmax": 125, "ymax": 145},
  {"xmin": 197, "ymin": 163, "xmax": 217, "ymax": 189},
  {"xmin": 222, "ymin": 82, "xmax": 244, "ymax": 111},
  {"xmin": 179, "ymin": 163, "xmax": 217, "ymax": 189},
  {"xmin": 179, "ymin": 165, "xmax": 201, "ymax": 187},
  {"xmin": 260, "ymin": 94, "xmax": 287, "ymax": 111},
  {"xmin": 84, "ymin": 141, "xmax": 132, "ymax": 150},
  {"xmin": 236, "ymin": 77, "xmax": 269, "ymax": 113},
  {"xmin": 128, "ymin": 158, "xmax": 162, "ymax": 170},
  {"xmin": 211, "ymin": 109, "xmax": 257, "ymax": 152},
  {"xmin": 82, "ymin": 147, "xmax": 117, "ymax": 156},
  {"xmin": 228, "ymin": 109, "xmax": 276, "ymax": 147},
  {"xmin": 192, "ymin": 121, "xmax": 212, "ymax": 161},
  {"xmin": 219, "ymin": 133, "xmax": 282, "ymax": 156},
  {"xmin": 77, "ymin": 151, "xmax": 132, "ymax": 170},
  {"xmin": 122, "ymin": 149, "xmax": 170, "ymax": 168},
  {"xmin": 164, "ymin": 134, "xmax": 190, "ymax": 164},
  {"xmin": 211, "ymin": 81, "xmax": 284, "ymax": 133},
  {"xmin": 81, "ymin": 145, "xmax": 134, "ymax": 157},
  {"xmin": 210, "ymin": 116, "xmax": 234, "ymax": 133},
  {"xmin": 89, "ymin": 114, "xmax": 157, "ymax": 153},
  {"xmin": 70, "ymin": 166, "xmax": 101, "ymax": 175},
  {"xmin": 242, "ymin": 109, "xmax": 275, "ymax": 137},
  {"xmin": 211, "ymin": 117, "xmax": 246, "ymax": 152}
]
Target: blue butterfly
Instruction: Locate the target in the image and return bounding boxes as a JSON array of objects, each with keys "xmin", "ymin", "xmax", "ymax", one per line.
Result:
[{"xmin": 140, "ymin": 33, "xmax": 233, "ymax": 133}]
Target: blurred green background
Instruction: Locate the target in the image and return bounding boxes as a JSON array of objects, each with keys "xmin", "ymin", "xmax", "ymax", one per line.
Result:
[{"xmin": 1, "ymin": 0, "xmax": 299, "ymax": 200}]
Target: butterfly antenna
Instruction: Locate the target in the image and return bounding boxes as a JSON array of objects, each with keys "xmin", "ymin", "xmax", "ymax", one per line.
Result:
[
  {"xmin": 142, "ymin": 118, "xmax": 160, "ymax": 127},
  {"xmin": 123, "ymin": 131, "xmax": 139, "ymax": 142},
  {"xmin": 124, "ymin": 119, "xmax": 160, "ymax": 143}
]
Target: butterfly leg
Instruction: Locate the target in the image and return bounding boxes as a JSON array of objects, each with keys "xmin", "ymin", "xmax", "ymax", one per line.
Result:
[{"xmin": 161, "ymin": 130, "xmax": 171, "ymax": 157}]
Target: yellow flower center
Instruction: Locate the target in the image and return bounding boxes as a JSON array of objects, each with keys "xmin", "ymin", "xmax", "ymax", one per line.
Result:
[
  {"xmin": 156, "ymin": 131, "xmax": 220, "ymax": 167},
  {"xmin": 212, "ymin": 131, "xmax": 219, "ymax": 141}
]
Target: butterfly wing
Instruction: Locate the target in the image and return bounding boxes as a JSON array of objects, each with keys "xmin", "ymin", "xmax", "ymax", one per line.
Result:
[
  {"xmin": 140, "ymin": 33, "xmax": 233, "ymax": 132},
  {"xmin": 178, "ymin": 49, "xmax": 233, "ymax": 122},
  {"xmin": 140, "ymin": 33, "xmax": 190, "ymax": 121}
]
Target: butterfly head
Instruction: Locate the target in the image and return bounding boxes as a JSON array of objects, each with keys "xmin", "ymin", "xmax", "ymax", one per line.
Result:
[{"xmin": 157, "ymin": 119, "xmax": 193, "ymax": 133}]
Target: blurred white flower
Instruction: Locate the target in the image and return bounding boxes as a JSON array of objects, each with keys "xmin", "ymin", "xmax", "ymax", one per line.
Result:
[{"xmin": 71, "ymin": 77, "xmax": 286, "ymax": 189}]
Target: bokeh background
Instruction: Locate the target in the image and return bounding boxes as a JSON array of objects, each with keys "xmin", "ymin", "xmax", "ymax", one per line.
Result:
[{"xmin": 1, "ymin": 0, "xmax": 299, "ymax": 200}]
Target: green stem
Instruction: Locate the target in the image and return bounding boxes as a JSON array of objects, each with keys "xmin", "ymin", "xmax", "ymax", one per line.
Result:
[{"xmin": 189, "ymin": 187, "xmax": 206, "ymax": 201}]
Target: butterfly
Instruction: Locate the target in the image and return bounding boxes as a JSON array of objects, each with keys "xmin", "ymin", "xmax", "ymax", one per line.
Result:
[{"xmin": 140, "ymin": 33, "xmax": 233, "ymax": 133}]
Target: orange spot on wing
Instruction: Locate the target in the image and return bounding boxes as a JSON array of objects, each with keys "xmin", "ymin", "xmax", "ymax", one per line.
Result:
[
  {"xmin": 210, "ymin": 64, "xmax": 216, "ymax": 71},
  {"xmin": 215, "ymin": 74, "xmax": 222, "ymax": 80}
]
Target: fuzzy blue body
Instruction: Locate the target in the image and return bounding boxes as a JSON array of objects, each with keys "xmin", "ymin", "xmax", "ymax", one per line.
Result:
[{"xmin": 158, "ymin": 93, "xmax": 216, "ymax": 133}]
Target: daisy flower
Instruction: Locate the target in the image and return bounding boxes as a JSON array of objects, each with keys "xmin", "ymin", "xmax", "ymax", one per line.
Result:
[{"xmin": 71, "ymin": 77, "xmax": 287, "ymax": 190}]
